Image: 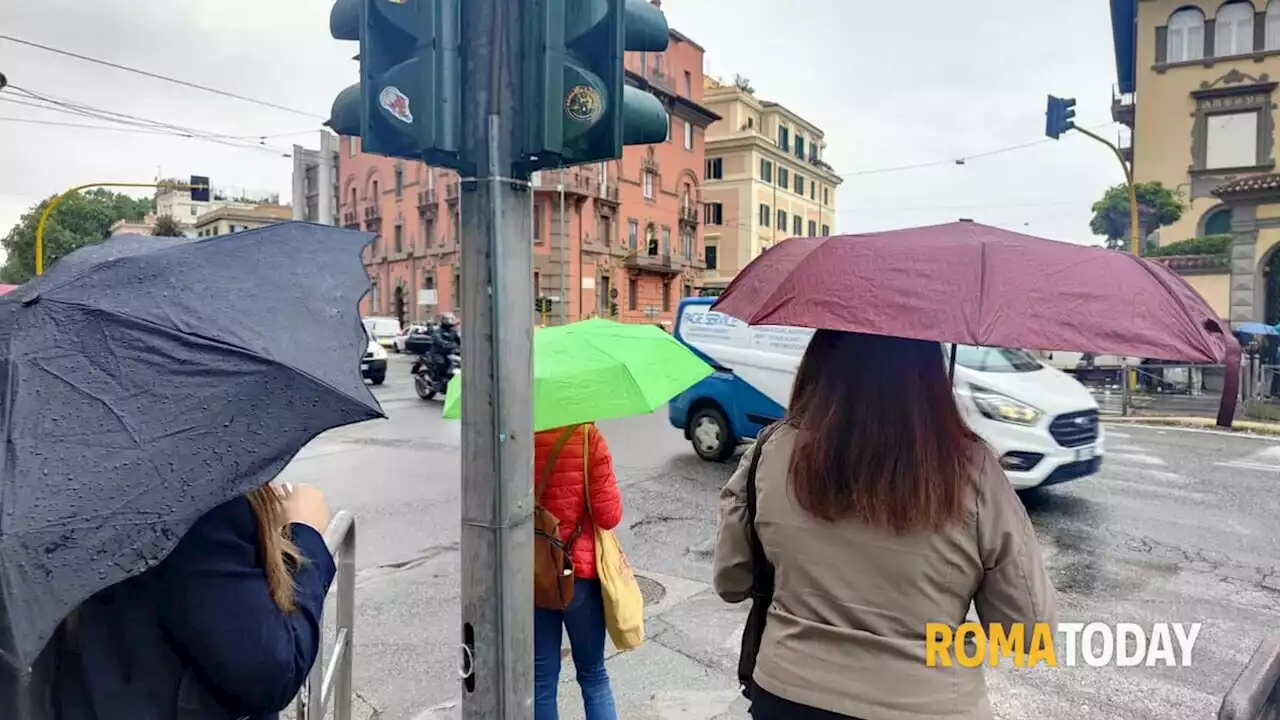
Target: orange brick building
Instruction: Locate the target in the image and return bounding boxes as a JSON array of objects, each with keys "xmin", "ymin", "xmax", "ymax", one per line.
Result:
[{"xmin": 338, "ymin": 14, "xmax": 718, "ymax": 328}]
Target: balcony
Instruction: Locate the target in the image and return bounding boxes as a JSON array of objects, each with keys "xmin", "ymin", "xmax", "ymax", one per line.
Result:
[
  {"xmin": 1112, "ymin": 85, "xmax": 1136, "ymax": 128},
  {"xmin": 445, "ymin": 182, "xmax": 461, "ymax": 204},
  {"xmin": 362, "ymin": 205, "xmax": 381, "ymax": 230},
  {"xmin": 678, "ymin": 201, "xmax": 699, "ymax": 226},
  {"xmin": 342, "ymin": 209, "xmax": 359, "ymax": 228},
  {"xmin": 417, "ymin": 188, "xmax": 438, "ymax": 212},
  {"xmin": 1119, "ymin": 131, "xmax": 1133, "ymax": 163},
  {"xmin": 532, "ymin": 168, "xmax": 599, "ymax": 196},
  {"xmin": 624, "ymin": 251, "xmax": 682, "ymax": 276}
]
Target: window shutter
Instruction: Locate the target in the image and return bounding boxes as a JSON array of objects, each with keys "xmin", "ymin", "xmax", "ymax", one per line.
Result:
[{"xmin": 1156, "ymin": 26, "xmax": 1168, "ymax": 64}]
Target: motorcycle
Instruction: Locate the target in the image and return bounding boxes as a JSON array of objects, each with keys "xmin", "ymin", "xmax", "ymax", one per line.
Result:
[{"xmin": 412, "ymin": 349, "xmax": 461, "ymax": 400}]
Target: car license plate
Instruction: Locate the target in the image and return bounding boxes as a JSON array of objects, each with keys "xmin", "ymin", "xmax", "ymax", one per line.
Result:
[
  {"xmin": 1074, "ymin": 445, "xmax": 1096, "ymax": 462},
  {"xmin": 360, "ymin": 363, "xmax": 369, "ymax": 371}
]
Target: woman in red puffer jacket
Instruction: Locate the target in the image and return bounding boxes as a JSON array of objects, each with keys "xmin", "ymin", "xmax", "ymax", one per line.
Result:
[{"xmin": 533, "ymin": 423, "xmax": 623, "ymax": 720}]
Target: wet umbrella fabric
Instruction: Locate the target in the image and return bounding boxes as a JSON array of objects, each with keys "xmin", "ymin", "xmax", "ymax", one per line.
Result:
[
  {"xmin": 710, "ymin": 221, "xmax": 1241, "ymax": 424},
  {"xmin": 1233, "ymin": 322, "xmax": 1280, "ymax": 336},
  {"xmin": 0, "ymin": 223, "xmax": 384, "ymax": 671}
]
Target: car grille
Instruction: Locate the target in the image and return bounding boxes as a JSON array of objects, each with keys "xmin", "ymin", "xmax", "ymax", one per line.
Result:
[{"xmin": 1049, "ymin": 410, "xmax": 1099, "ymax": 448}]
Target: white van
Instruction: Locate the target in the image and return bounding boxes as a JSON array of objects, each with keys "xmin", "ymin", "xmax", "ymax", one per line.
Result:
[
  {"xmin": 667, "ymin": 298, "xmax": 1104, "ymax": 490},
  {"xmin": 362, "ymin": 316, "xmax": 402, "ymax": 349}
]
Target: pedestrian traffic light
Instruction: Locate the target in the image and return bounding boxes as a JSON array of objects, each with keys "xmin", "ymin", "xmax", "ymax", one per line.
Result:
[
  {"xmin": 1045, "ymin": 95, "xmax": 1077, "ymax": 140},
  {"xmin": 520, "ymin": 0, "xmax": 671, "ymax": 170},
  {"xmin": 326, "ymin": 0, "xmax": 463, "ymax": 168},
  {"xmin": 188, "ymin": 175, "xmax": 210, "ymax": 202}
]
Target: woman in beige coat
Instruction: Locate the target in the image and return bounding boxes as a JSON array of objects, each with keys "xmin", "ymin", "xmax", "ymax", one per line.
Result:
[{"xmin": 714, "ymin": 330, "xmax": 1058, "ymax": 720}]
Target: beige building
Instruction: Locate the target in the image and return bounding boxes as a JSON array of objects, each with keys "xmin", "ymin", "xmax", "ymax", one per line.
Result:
[
  {"xmin": 1112, "ymin": 0, "xmax": 1280, "ymax": 322},
  {"xmin": 193, "ymin": 204, "xmax": 293, "ymax": 237},
  {"xmin": 698, "ymin": 77, "xmax": 842, "ymax": 291}
]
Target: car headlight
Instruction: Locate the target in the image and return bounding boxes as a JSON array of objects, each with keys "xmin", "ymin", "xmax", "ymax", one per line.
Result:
[
  {"xmin": 967, "ymin": 384, "xmax": 1041, "ymax": 426},
  {"xmin": 370, "ymin": 344, "xmax": 388, "ymax": 360}
]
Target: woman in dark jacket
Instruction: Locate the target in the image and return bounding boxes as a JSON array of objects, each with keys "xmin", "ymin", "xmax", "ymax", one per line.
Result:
[{"xmin": 53, "ymin": 482, "xmax": 336, "ymax": 720}]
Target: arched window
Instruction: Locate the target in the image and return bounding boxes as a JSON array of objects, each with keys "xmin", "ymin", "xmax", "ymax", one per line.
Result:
[
  {"xmin": 1203, "ymin": 207, "xmax": 1234, "ymax": 236},
  {"xmin": 1267, "ymin": 0, "xmax": 1280, "ymax": 50},
  {"xmin": 1168, "ymin": 7, "xmax": 1206, "ymax": 62},
  {"xmin": 1216, "ymin": 2, "xmax": 1255, "ymax": 56}
]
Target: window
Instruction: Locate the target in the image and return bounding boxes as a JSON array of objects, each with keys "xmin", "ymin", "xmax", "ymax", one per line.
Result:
[
  {"xmin": 793, "ymin": 215, "xmax": 802, "ymax": 236},
  {"xmin": 600, "ymin": 275, "xmax": 612, "ymax": 314},
  {"xmin": 705, "ymin": 246, "xmax": 718, "ymax": 269},
  {"xmin": 1166, "ymin": 7, "xmax": 1205, "ymax": 63},
  {"xmin": 1216, "ymin": 2, "xmax": 1254, "ymax": 57},
  {"xmin": 705, "ymin": 158, "xmax": 723, "ymax": 179},
  {"xmin": 1206, "ymin": 111, "xmax": 1259, "ymax": 168},
  {"xmin": 628, "ymin": 278, "xmax": 638, "ymax": 311},
  {"xmin": 759, "ymin": 203, "xmax": 771, "ymax": 227},
  {"xmin": 647, "ymin": 224, "xmax": 659, "ymax": 255},
  {"xmin": 452, "ymin": 271, "xmax": 461, "ymax": 310},
  {"xmin": 451, "ymin": 210, "xmax": 460, "ymax": 244},
  {"xmin": 1268, "ymin": 1, "xmax": 1280, "ymax": 50},
  {"xmin": 1204, "ymin": 207, "xmax": 1233, "ymax": 235},
  {"xmin": 778, "ymin": 167, "xmax": 790, "ymax": 188},
  {"xmin": 777, "ymin": 209, "xmax": 788, "ymax": 233},
  {"xmin": 760, "ymin": 159, "xmax": 773, "ymax": 183},
  {"xmin": 795, "ymin": 135, "xmax": 806, "ymax": 160},
  {"xmin": 662, "ymin": 282, "xmax": 670, "ymax": 312},
  {"xmin": 597, "ymin": 215, "xmax": 613, "ymax": 245},
  {"xmin": 426, "ymin": 217, "xmax": 437, "ymax": 246},
  {"xmin": 350, "ymin": 188, "xmax": 357, "ymax": 212},
  {"xmin": 808, "ymin": 220, "xmax": 817, "ymax": 236},
  {"xmin": 810, "ymin": 180, "xmax": 816, "ymax": 200},
  {"xmin": 394, "ymin": 223, "xmax": 404, "ymax": 253},
  {"xmin": 423, "ymin": 272, "xmax": 435, "ymax": 291},
  {"xmin": 370, "ymin": 279, "xmax": 380, "ymax": 312},
  {"xmin": 533, "ymin": 204, "xmax": 543, "ymax": 242},
  {"xmin": 683, "ymin": 283, "xmax": 692, "ymax": 298},
  {"xmin": 372, "ymin": 180, "xmax": 379, "ymax": 199},
  {"xmin": 643, "ymin": 171, "xmax": 655, "ymax": 199},
  {"xmin": 704, "ymin": 202, "xmax": 724, "ymax": 225},
  {"xmin": 683, "ymin": 120, "xmax": 693, "ymax": 150},
  {"xmin": 628, "ymin": 219, "xmax": 638, "ymax": 248},
  {"xmin": 661, "ymin": 227, "xmax": 671, "ymax": 255},
  {"xmin": 533, "ymin": 272, "xmax": 541, "ymax": 301},
  {"xmin": 394, "ymin": 164, "xmax": 404, "ymax": 197},
  {"xmin": 823, "ymin": 187, "xmax": 829, "ymax": 205},
  {"xmin": 681, "ymin": 229, "xmax": 693, "ymax": 257},
  {"xmin": 683, "ymin": 70, "xmax": 692, "ymax": 96},
  {"xmin": 778, "ymin": 126, "xmax": 790, "ymax": 151},
  {"xmin": 822, "ymin": 224, "xmax": 830, "ymax": 235},
  {"xmin": 794, "ymin": 174, "xmax": 804, "ymax": 194}
]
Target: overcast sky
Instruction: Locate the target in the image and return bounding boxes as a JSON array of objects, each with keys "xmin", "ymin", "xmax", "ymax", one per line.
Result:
[{"xmin": 0, "ymin": 0, "xmax": 1122, "ymax": 250}]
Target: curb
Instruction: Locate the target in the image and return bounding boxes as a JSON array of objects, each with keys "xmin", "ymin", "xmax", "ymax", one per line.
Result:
[{"xmin": 1103, "ymin": 416, "xmax": 1280, "ymax": 437}]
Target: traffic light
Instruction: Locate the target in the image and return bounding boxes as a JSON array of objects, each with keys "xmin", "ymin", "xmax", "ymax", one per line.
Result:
[
  {"xmin": 521, "ymin": 0, "xmax": 671, "ymax": 170},
  {"xmin": 189, "ymin": 175, "xmax": 210, "ymax": 203},
  {"xmin": 1045, "ymin": 95, "xmax": 1077, "ymax": 140},
  {"xmin": 326, "ymin": 0, "xmax": 462, "ymax": 167}
]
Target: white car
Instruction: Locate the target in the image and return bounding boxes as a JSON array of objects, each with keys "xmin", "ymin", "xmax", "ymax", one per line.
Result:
[
  {"xmin": 393, "ymin": 325, "xmax": 428, "ymax": 353},
  {"xmin": 362, "ymin": 336, "xmax": 388, "ymax": 385}
]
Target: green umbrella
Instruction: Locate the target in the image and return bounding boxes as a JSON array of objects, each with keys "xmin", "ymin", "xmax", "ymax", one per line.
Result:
[{"xmin": 442, "ymin": 318, "xmax": 713, "ymax": 431}]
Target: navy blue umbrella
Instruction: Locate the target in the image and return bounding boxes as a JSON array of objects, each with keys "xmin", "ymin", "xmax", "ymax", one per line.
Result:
[{"xmin": 0, "ymin": 222, "xmax": 384, "ymax": 671}]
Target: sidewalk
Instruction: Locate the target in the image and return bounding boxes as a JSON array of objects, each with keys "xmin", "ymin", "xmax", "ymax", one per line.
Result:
[
  {"xmin": 1104, "ymin": 415, "xmax": 1280, "ymax": 436},
  {"xmin": 416, "ymin": 570, "xmax": 754, "ymax": 720}
]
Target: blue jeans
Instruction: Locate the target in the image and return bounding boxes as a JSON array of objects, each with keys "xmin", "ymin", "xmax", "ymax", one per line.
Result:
[{"xmin": 534, "ymin": 578, "xmax": 617, "ymax": 720}]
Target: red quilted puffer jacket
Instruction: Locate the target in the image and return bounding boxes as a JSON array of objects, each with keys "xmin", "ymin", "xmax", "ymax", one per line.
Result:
[{"xmin": 534, "ymin": 424, "xmax": 623, "ymax": 580}]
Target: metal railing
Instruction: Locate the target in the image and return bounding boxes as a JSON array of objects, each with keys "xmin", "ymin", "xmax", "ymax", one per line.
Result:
[
  {"xmin": 294, "ymin": 510, "xmax": 356, "ymax": 720},
  {"xmin": 1219, "ymin": 632, "xmax": 1280, "ymax": 718}
]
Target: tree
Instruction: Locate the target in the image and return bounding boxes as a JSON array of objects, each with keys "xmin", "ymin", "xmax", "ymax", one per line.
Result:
[
  {"xmin": 733, "ymin": 74, "xmax": 755, "ymax": 94},
  {"xmin": 1089, "ymin": 181, "xmax": 1184, "ymax": 252},
  {"xmin": 152, "ymin": 214, "xmax": 186, "ymax": 237},
  {"xmin": 1, "ymin": 189, "xmax": 153, "ymax": 283}
]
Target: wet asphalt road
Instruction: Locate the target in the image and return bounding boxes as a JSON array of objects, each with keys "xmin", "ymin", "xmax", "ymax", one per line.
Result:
[{"xmin": 278, "ymin": 354, "xmax": 1280, "ymax": 720}]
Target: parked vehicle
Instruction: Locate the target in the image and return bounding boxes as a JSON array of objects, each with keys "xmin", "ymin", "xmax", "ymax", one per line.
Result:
[
  {"xmin": 362, "ymin": 316, "xmax": 402, "ymax": 349},
  {"xmin": 362, "ymin": 335, "xmax": 388, "ymax": 385},
  {"xmin": 393, "ymin": 325, "xmax": 431, "ymax": 353},
  {"xmin": 667, "ymin": 298, "xmax": 1103, "ymax": 491},
  {"xmin": 411, "ymin": 349, "xmax": 461, "ymax": 400}
]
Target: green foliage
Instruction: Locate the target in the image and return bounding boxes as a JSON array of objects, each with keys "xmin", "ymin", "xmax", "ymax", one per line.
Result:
[
  {"xmin": 1144, "ymin": 234, "xmax": 1233, "ymax": 257},
  {"xmin": 733, "ymin": 74, "xmax": 755, "ymax": 94},
  {"xmin": 1, "ymin": 189, "xmax": 153, "ymax": 283},
  {"xmin": 151, "ymin": 214, "xmax": 186, "ymax": 237},
  {"xmin": 1089, "ymin": 181, "xmax": 1185, "ymax": 252}
]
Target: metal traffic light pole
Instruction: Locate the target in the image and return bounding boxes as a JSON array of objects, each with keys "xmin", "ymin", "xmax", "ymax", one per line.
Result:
[{"xmin": 457, "ymin": 0, "xmax": 536, "ymax": 716}]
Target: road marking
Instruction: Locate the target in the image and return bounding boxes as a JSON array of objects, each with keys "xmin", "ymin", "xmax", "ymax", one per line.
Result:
[
  {"xmin": 1102, "ymin": 465, "xmax": 1191, "ymax": 484},
  {"xmin": 1216, "ymin": 460, "xmax": 1280, "ymax": 473},
  {"xmin": 1094, "ymin": 477, "xmax": 1211, "ymax": 500},
  {"xmin": 1106, "ymin": 430, "xmax": 1133, "ymax": 439},
  {"xmin": 1108, "ymin": 452, "xmax": 1167, "ymax": 466}
]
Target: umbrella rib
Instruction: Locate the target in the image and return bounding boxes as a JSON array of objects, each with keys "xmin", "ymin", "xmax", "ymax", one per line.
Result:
[{"xmin": 38, "ymin": 297, "xmax": 383, "ymax": 416}]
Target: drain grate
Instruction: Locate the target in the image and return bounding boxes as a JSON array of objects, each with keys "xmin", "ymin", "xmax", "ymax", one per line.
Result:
[{"xmin": 636, "ymin": 574, "xmax": 666, "ymax": 605}]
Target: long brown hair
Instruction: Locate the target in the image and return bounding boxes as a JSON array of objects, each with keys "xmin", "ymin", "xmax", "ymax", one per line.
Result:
[
  {"xmin": 786, "ymin": 330, "xmax": 978, "ymax": 534},
  {"xmin": 246, "ymin": 487, "xmax": 303, "ymax": 612}
]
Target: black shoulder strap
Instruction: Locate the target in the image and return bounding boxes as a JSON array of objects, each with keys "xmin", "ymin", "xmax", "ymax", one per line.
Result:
[{"xmin": 746, "ymin": 422, "xmax": 782, "ymax": 596}]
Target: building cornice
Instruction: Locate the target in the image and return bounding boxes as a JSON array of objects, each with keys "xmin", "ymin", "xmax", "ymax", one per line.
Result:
[{"xmin": 706, "ymin": 134, "xmax": 844, "ymax": 185}]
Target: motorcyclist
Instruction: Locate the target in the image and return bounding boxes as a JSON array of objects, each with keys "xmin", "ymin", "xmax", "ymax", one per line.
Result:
[{"xmin": 426, "ymin": 314, "xmax": 460, "ymax": 384}]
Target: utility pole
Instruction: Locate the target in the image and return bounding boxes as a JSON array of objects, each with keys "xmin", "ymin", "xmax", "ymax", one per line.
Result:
[{"xmin": 457, "ymin": 0, "xmax": 535, "ymax": 715}]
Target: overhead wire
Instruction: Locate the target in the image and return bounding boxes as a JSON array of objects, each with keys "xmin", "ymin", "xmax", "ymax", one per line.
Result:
[{"xmin": 0, "ymin": 34, "xmax": 324, "ymax": 119}]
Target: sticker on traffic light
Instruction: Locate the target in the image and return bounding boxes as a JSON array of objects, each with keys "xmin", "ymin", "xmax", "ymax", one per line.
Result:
[
  {"xmin": 565, "ymin": 85, "xmax": 604, "ymax": 124},
  {"xmin": 380, "ymin": 87, "xmax": 414, "ymax": 123}
]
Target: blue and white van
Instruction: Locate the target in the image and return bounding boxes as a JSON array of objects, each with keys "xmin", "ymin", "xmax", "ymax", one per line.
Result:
[{"xmin": 668, "ymin": 298, "xmax": 1103, "ymax": 490}]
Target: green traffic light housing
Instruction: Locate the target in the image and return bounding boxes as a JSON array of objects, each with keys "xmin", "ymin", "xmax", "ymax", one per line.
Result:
[
  {"xmin": 1045, "ymin": 94, "xmax": 1077, "ymax": 140},
  {"xmin": 521, "ymin": 0, "xmax": 671, "ymax": 169}
]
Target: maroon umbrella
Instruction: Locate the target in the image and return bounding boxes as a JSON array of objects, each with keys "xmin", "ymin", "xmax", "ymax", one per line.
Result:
[{"xmin": 710, "ymin": 221, "xmax": 1241, "ymax": 426}]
